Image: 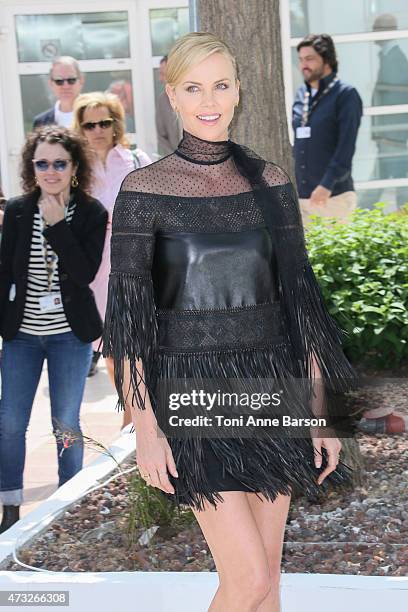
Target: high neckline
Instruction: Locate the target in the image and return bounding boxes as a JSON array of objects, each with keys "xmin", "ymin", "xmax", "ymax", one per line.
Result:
[{"xmin": 175, "ymin": 130, "xmax": 232, "ymax": 165}]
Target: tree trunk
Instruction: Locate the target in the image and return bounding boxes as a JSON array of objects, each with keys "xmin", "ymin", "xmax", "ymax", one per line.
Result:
[
  {"xmin": 197, "ymin": 1, "xmax": 363, "ymax": 483},
  {"xmin": 197, "ymin": 0, "xmax": 294, "ymax": 177}
]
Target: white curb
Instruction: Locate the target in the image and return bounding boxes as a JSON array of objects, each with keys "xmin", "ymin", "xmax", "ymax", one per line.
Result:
[
  {"xmin": 0, "ymin": 571, "xmax": 406, "ymax": 612},
  {"xmin": 0, "ymin": 431, "xmax": 136, "ymax": 563}
]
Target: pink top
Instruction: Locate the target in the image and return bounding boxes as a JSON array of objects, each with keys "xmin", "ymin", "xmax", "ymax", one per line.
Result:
[{"xmin": 90, "ymin": 144, "xmax": 152, "ymax": 351}]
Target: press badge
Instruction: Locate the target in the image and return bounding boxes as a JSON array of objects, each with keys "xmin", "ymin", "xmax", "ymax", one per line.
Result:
[
  {"xmin": 296, "ymin": 126, "xmax": 311, "ymax": 139},
  {"xmin": 39, "ymin": 293, "xmax": 62, "ymax": 313}
]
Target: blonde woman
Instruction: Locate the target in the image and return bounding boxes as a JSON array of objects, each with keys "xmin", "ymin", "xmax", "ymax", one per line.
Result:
[
  {"xmin": 103, "ymin": 33, "xmax": 356, "ymax": 611},
  {"xmin": 73, "ymin": 92, "xmax": 151, "ymax": 430}
]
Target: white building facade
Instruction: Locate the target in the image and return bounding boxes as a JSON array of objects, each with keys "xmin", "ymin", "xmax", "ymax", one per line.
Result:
[
  {"xmin": 0, "ymin": 0, "xmax": 407, "ymax": 210},
  {"xmin": 0, "ymin": 0, "xmax": 189, "ymax": 195}
]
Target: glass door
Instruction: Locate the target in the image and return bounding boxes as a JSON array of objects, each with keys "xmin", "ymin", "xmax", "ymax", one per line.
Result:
[
  {"xmin": 0, "ymin": 2, "xmax": 134, "ymax": 195},
  {"xmin": 15, "ymin": 10, "xmax": 136, "ymax": 134}
]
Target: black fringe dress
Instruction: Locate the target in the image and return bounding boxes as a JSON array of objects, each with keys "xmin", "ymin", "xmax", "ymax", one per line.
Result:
[{"xmin": 103, "ymin": 131, "xmax": 357, "ymax": 511}]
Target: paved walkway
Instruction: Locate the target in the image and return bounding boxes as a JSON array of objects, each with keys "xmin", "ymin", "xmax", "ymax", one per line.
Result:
[{"xmin": 19, "ymin": 360, "xmax": 123, "ymax": 518}]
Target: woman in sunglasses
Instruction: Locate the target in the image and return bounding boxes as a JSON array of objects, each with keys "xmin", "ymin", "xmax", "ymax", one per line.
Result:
[
  {"xmin": 0, "ymin": 125, "xmax": 108, "ymax": 533},
  {"xmin": 73, "ymin": 92, "xmax": 151, "ymax": 432}
]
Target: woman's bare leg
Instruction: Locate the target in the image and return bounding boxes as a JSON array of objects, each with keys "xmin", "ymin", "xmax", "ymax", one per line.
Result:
[
  {"xmin": 246, "ymin": 492, "xmax": 291, "ymax": 612},
  {"xmin": 190, "ymin": 491, "xmax": 273, "ymax": 612},
  {"xmin": 121, "ymin": 403, "xmax": 133, "ymax": 428},
  {"xmin": 105, "ymin": 356, "xmax": 115, "ymax": 387},
  {"xmin": 105, "ymin": 357, "xmax": 133, "ymax": 429}
]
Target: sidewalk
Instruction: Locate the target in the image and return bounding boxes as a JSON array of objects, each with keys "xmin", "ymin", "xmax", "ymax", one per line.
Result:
[{"xmin": 20, "ymin": 359, "xmax": 123, "ymax": 518}]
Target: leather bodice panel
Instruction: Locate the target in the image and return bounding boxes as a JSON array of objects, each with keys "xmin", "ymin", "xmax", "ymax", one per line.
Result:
[{"xmin": 152, "ymin": 228, "xmax": 279, "ymax": 310}]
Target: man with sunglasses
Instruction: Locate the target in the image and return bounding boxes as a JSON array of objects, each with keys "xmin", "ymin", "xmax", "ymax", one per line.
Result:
[{"xmin": 33, "ymin": 57, "xmax": 85, "ymax": 130}]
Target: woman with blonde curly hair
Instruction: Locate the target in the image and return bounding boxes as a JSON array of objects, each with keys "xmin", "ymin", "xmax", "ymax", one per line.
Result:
[{"xmin": 73, "ymin": 92, "xmax": 151, "ymax": 426}]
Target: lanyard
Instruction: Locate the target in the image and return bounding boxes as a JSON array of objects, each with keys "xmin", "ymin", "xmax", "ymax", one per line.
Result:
[
  {"xmin": 39, "ymin": 203, "xmax": 69, "ymax": 293},
  {"xmin": 301, "ymin": 76, "xmax": 339, "ymax": 127}
]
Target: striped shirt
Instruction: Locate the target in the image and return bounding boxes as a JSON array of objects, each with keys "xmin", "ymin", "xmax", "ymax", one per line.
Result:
[{"xmin": 20, "ymin": 201, "xmax": 76, "ymax": 335}]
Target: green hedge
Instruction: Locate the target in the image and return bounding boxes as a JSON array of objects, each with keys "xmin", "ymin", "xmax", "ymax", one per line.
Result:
[{"xmin": 306, "ymin": 205, "xmax": 408, "ymax": 367}]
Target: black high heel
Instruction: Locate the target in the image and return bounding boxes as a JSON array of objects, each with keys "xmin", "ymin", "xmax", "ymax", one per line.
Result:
[{"xmin": 0, "ymin": 504, "xmax": 20, "ymax": 534}]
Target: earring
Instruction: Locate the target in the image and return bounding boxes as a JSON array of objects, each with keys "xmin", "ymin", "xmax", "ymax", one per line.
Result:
[
  {"xmin": 71, "ymin": 175, "xmax": 79, "ymax": 188},
  {"xmin": 35, "ymin": 177, "xmax": 39, "ymax": 186}
]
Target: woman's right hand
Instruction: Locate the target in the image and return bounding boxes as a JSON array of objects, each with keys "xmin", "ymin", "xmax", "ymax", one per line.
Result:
[
  {"xmin": 39, "ymin": 192, "xmax": 66, "ymax": 226},
  {"xmin": 122, "ymin": 358, "xmax": 178, "ymax": 494},
  {"xmin": 136, "ymin": 422, "xmax": 179, "ymax": 494}
]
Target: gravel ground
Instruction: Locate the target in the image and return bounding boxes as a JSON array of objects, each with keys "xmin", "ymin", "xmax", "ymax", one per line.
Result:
[{"xmin": 2, "ymin": 375, "xmax": 407, "ymax": 576}]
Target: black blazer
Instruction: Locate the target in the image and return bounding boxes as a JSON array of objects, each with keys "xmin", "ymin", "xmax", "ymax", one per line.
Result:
[
  {"xmin": 0, "ymin": 188, "xmax": 108, "ymax": 342},
  {"xmin": 32, "ymin": 108, "xmax": 56, "ymax": 129}
]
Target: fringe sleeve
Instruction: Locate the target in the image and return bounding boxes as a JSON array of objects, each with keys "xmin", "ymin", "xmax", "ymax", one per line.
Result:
[
  {"xmin": 259, "ymin": 177, "xmax": 358, "ymax": 429},
  {"xmin": 102, "ymin": 190, "xmax": 158, "ymax": 412},
  {"xmin": 228, "ymin": 145, "xmax": 357, "ymax": 424}
]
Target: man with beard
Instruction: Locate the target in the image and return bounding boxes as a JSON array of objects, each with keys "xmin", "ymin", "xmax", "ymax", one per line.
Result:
[{"xmin": 292, "ymin": 34, "xmax": 362, "ymax": 226}]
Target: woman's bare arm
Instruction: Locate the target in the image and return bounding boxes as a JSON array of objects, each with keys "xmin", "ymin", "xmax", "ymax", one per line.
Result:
[
  {"xmin": 122, "ymin": 357, "xmax": 157, "ymax": 430},
  {"xmin": 309, "ymin": 354, "xmax": 342, "ymax": 484},
  {"xmin": 122, "ymin": 358, "xmax": 178, "ymax": 494}
]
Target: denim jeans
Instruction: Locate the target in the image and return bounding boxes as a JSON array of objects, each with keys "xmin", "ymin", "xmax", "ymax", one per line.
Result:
[{"xmin": 0, "ymin": 331, "xmax": 92, "ymax": 505}]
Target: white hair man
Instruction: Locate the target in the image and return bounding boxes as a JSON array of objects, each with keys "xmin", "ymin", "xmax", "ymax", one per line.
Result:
[{"xmin": 33, "ymin": 56, "xmax": 85, "ymax": 129}]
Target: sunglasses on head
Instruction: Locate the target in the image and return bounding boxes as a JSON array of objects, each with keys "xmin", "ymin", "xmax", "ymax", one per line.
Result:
[
  {"xmin": 32, "ymin": 159, "xmax": 72, "ymax": 172},
  {"xmin": 81, "ymin": 118, "xmax": 114, "ymax": 131},
  {"xmin": 51, "ymin": 77, "xmax": 79, "ymax": 86}
]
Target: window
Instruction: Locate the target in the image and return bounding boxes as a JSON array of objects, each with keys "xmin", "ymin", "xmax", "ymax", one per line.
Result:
[
  {"xmin": 15, "ymin": 11, "xmax": 136, "ymax": 136},
  {"xmin": 20, "ymin": 70, "xmax": 135, "ymax": 134},
  {"xmin": 290, "ymin": 0, "xmax": 408, "ymax": 37},
  {"xmin": 15, "ymin": 12, "xmax": 130, "ymax": 62},
  {"xmin": 149, "ymin": 7, "xmax": 189, "ymax": 57},
  {"xmin": 354, "ymin": 112, "xmax": 408, "ymax": 196}
]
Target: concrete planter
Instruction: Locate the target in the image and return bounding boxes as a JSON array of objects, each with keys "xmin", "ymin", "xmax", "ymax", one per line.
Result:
[{"xmin": 1, "ymin": 433, "xmax": 407, "ymax": 611}]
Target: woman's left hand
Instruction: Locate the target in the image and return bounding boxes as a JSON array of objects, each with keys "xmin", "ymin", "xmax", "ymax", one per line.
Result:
[
  {"xmin": 39, "ymin": 192, "xmax": 66, "ymax": 226},
  {"xmin": 312, "ymin": 434, "xmax": 342, "ymax": 485}
]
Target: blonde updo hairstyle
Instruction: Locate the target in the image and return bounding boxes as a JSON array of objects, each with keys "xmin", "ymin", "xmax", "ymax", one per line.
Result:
[
  {"xmin": 166, "ymin": 32, "xmax": 238, "ymax": 88},
  {"xmin": 72, "ymin": 91, "xmax": 129, "ymax": 147}
]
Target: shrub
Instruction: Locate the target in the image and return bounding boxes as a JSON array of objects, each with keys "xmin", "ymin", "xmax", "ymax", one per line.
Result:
[
  {"xmin": 126, "ymin": 469, "xmax": 194, "ymax": 542},
  {"xmin": 306, "ymin": 204, "xmax": 408, "ymax": 367}
]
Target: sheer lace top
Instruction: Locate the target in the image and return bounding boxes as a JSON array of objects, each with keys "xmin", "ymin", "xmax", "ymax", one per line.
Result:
[
  {"xmin": 120, "ymin": 131, "xmax": 290, "ymax": 198},
  {"xmin": 110, "ymin": 131, "xmax": 300, "ymax": 292}
]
